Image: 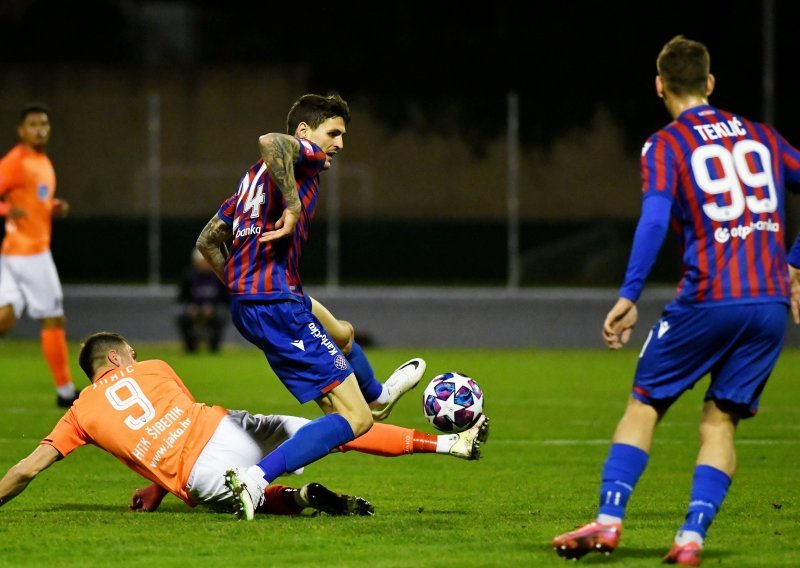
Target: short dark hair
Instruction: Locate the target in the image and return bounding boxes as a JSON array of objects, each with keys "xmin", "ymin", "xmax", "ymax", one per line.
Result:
[
  {"xmin": 19, "ymin": 102, "xmax": 50, "ymax": 123},
  {"xmin": 286, "ymin": 93, "xmax": 350, "ymax": 135},
  {"xmin": 78, "ymin": 332, "xmax": 129, "ymax": 379},
  {"xmin": 656, "ymin": 35, "xmax": 710, "ymax": 97}
]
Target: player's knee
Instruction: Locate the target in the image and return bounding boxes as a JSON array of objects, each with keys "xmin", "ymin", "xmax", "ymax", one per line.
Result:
[
  {"xmin": 352, "ymin": 415, "xmax": 373, "ymax": 437},
  {"xmin": 699, "ymin": 406, "xmax": 737, "ymax": 442},
  {"xmin": 335, "ymin": 319, "xmax": 355, "ymax": 355},
  {"xmin": 0, "ymin": 306, "xmax": 16, "ymax": 334},
  {"xmin": 344, "ymin": 406, "xmax": 373, "ymax": 437},
  {"xmin": 624, "ymin": 397, "xmax": 661, "ymax": 423}
]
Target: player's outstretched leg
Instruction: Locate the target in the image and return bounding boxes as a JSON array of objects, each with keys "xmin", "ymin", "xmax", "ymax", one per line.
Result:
[
  {"xmin": 300, "ymin": 482, "xmax": 374, "ymax": 516},
  {"xmin": 551, "ymin": 521, "xmax": 622, "ymax": 560},
  {"xmin": 446, "ymin": 415, "xmax": 490, "ymax": 460},
  {"xmin": 371, "ymin": 358, "xmax": 426, "ymax": 420},
  {"xmin": 225, "ymin": 467, "xmax": 267, "ymax": 521}
]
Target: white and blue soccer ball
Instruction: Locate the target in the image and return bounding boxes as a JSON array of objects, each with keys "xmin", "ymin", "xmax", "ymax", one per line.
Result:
[{"xmin": 422, "ymin": 372, "xmax": 484, "ymax": 433}]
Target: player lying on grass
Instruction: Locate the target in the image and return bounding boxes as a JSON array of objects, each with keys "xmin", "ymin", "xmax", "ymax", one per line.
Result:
[{"xmin": 0, "ymin": 332, "xmax": 489, "ymax": 517}]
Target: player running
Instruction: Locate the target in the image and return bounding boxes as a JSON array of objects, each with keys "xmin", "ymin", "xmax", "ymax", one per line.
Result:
[
  {"xmin": 0, "ymin": 103, "xmax": 76, "ymax": 407},
  {"xmin": 552, "ymin": 36, "xmax": 800, "ymax": 566}
]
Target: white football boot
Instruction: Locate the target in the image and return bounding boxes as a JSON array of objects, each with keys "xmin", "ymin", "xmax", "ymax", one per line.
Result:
[
  {"xmin": 371, "ymin": 358, "xmax": 426, "ymax": 420},
  {"xmin": 224, "ymin": 466, "xmax": 267, "ymax": 520},
  {"xmin": 448, "ymin": 415, "xmax": 490, "ymax": 460}
]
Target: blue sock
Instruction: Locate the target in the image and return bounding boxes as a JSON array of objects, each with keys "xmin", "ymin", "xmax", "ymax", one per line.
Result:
[
  {"xmin": 255, "ymin": 414, "xmax": 355, "ymax": 483},
  {"xmin": 347, "ymin": 342, "xmax": 383, "ymax": 403},
  {"xmin": 597, "ymin": 443, "xmax": 650, "ymax": 520},
  {"xmin": 680, "ymin": 465, "xmax": 731, "ymax": 539}
]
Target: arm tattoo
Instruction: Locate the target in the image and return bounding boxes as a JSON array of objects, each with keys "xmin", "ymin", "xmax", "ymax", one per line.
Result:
[
  {"xmin": 196, "ymin": 214, "xmax": 232, "ymax": 282},
  {"xmin": 259, "ymin": 133, "xmax": 301, "ymax": 214}
]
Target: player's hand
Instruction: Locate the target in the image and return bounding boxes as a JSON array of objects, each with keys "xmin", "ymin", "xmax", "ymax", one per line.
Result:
[
  {"xmin": 130, "ymin": 483, "xmax": 168, "ymax": 512},
  {"xmin": 259, "ymin": 208, "xmax": 299, "ymax": 243},
  {"xmin": 789, "ymin": 265, "xmax": 800, "ymax": 324},
  {"xmin": 52, "ymin": 198, "xmax": 69, "ymax": 218},
  {"xmin": 603, "ymin": 297, "xmax": 638, "ymax": 349}
]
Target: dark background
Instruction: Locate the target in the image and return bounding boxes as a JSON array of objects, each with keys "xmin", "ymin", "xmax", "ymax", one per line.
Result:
[
  {"xmin": 0, "ymin": 1, "xmax": 797, "ymax": 286},
  {"xmin": 2, "ymin": 1, "xmax": 797, "ymax": 150}
]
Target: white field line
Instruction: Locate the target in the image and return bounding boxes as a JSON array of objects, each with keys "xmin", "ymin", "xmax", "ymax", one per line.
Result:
[
  {"xmin": 0, "ymin": 433, "xmax": 796, "ymax": 445},
  {"xmin": 544, "ymin": 439, "xmax": 799, "ymax": 445},
  {"xmin": 451, "ymin": 438, "xmax": 800, "ymax": 446}
]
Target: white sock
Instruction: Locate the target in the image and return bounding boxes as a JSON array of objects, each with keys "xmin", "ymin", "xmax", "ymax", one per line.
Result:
[
  {"xmin": 435, "ymin": 434, "xmax": 459, "ymax": 454},
  {"xmin": 295, "ymin": 485, "xmax": 310, "ymax": 508},
  {"xmin": 596, "ymin": 514, "xmax": 623, "ymax": 525},
  {"xmin": 246, "ymin": 465, "xmax": 267, "ymax": 484},
  {"xmin": 368, "ymin": 386, "xmax": 390, "ymax": 409},
  {"xmin": 56, "ymin": 384, "xmax": 76, "ymax": 398},
  {"xmin": 675, "ymin": 530, "xmax": 704, "ymax": 547}
]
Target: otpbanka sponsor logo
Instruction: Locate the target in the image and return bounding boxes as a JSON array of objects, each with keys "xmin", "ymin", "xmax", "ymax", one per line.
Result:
[
  {"xmin": 714, "ymin": 220, "xmax": 780, "ymax": 243},
  {"xmin": 235, "ymin": 225, "xmax": 262, "ymax": 239}
]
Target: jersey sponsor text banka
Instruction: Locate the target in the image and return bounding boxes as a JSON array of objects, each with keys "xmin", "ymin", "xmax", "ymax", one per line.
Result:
[{"xmin": 235, "ymin": 225, "xmax": 262, "ymax": 238}]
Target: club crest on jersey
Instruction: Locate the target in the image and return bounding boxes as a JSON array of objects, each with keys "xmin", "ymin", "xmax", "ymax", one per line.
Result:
[
  {"xmin": 38, "ymin": 183, "xmax": 49, "ymax": 200},
  {"xmin": 334, "ymin": 355, "xmax": 348, "ymax": 370}
]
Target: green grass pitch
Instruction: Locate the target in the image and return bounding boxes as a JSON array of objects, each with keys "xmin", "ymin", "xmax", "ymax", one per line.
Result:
[{"xmin": 0, "ymin": 339, "xmax": 798, "ymax": 567}]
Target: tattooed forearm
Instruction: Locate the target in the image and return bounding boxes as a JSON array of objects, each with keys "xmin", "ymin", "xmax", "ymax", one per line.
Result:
[
  {"xmin": 259, "ymin": 133, "xmax": 301, "ymax": 214},
  {"xmin": 196, "ymin": 214, "xmax": 233, "ymax": 282}
]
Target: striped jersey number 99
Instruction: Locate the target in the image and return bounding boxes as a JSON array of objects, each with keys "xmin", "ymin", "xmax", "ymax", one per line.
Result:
[
  {"xmin": 105, "ymin": 377, "xmax": 156, "ymax": 430},
  {"xmin": 692, "ymin": 140, "xmax": 777, "ymax": 222}
]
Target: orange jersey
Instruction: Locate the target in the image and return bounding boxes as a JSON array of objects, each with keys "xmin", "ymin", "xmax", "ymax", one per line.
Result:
[
  {"xmin": 40, "ymin": 360, "xmax": 227, "ymax": 506},
  {"xmin": 0, "ymin": 143, "xmax": 56, "ymax": 255}
]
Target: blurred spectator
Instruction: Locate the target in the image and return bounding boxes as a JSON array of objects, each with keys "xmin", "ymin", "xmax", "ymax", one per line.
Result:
[{"xmin": 175, "ymin": 249, "xmax": 229, "ymax": 353}]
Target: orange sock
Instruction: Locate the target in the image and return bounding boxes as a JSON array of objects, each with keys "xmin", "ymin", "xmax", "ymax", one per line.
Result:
[
  {"xmin": 340, "ymin": 423, "xmax": 438, "ymax": 456},
  {"xmin": 412, "ymin": 430, "xmax": 439, "ymax": 453},
  {"xmin": 41, "ymin": 327, "xmax": 73, "ymax": 390},
  {"xmin": 259, "ymin": 484, "xmax": 303, "ymax": 515}
]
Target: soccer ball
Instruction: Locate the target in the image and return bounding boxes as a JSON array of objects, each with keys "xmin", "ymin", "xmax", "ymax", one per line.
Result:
[{"xmin": 422, "ymin": 372, "xmax": 484, "ymax": 433}]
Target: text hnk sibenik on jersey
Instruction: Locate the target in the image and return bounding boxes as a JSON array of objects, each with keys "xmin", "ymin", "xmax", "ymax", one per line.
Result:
[{"xmin": 129, "ymin": 406, "xmax": 193, "ymax": 468}]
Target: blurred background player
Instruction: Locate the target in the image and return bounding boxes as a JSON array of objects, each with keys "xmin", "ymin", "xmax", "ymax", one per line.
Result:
[
  {"xmin": 196, "ymin": 93, "xmax": 426, "ymax": 512},
  {"xmin": 175, "ymin": 248, "xmax": 229, "ymax": 353},
  {"xmin": 0, "ymin": 332, "xmax": 488, "ymax": 517},
  {"xmin": 551, "ymin": 35, "xmax": 800, "ymax": 566},
  {"xmin": 0, "ymin": 103, "xmax": 76, "ymax": 407}
]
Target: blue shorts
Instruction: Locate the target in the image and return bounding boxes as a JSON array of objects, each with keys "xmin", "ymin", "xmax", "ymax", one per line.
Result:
[
  {"xmin": 230, "ymin": 297, "xmax": 353, "ymax": 404},
  {"xmin": 633, "ymin": 301, "xmax": 787, "ymax": 418}
]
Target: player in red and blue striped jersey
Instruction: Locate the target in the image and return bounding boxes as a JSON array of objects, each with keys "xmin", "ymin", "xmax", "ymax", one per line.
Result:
[
  {"xmin": 218, "ymin": 133, "xmax": 326, "ymax": 300},
  {"xmin": 195, "ymin": 94, "xmax": 424, "ymax": 519},
  {"xmin": 553, "ymin": 36, "xmax": 800, "ymax": 565}
]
